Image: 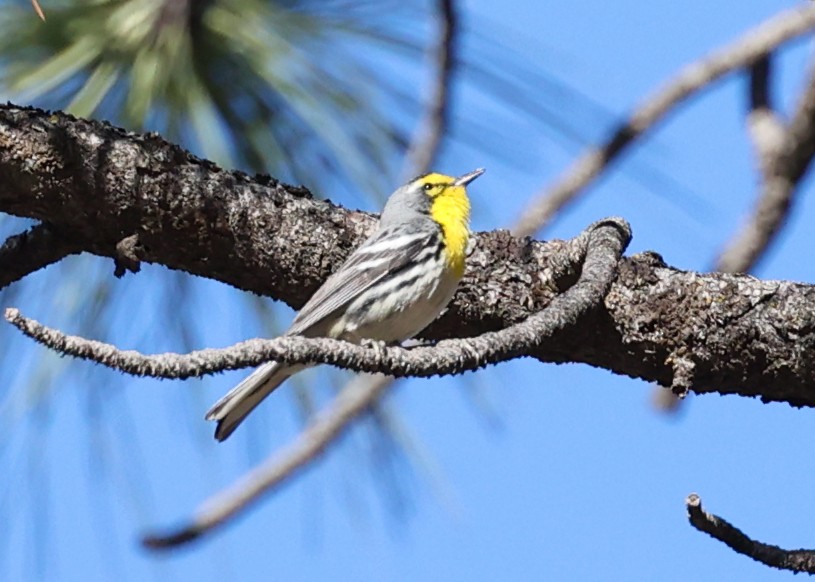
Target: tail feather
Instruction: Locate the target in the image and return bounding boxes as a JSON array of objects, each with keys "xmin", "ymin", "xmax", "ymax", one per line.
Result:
[{"xmin": 206, "ymin": 362, "xmax": 305, "ymax": 441}]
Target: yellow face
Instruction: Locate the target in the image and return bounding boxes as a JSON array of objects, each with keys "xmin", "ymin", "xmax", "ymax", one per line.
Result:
[{"xmin": 417, "ymin": 173, "xmax": 458, "ymax": 199}]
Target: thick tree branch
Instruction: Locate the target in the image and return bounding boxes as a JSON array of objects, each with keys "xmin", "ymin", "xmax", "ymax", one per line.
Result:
[
  {"xmin": 512, "ymin": 3, "xmax": 815, "ymax": 238},
  {"xmin": 2, "ymin": 106, "xmax": 815, "ymax": 406},
  {"xmin": 686, "ymin": 494, "xmax": 815, "ymax": 574},
  {"xmin": 0, "ymin": 222, "xmax": 84, "ymax": 289}
]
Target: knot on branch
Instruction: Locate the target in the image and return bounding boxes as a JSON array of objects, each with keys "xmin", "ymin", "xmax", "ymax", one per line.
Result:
[{"xmin": 114, "ymin": 233, "xmax": 145, "ymax": 277}]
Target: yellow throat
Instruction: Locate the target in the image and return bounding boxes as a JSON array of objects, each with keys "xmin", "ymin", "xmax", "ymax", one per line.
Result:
[{"xmin": 426, "ymin": 174, "xmax": 471, "ymax": 278}]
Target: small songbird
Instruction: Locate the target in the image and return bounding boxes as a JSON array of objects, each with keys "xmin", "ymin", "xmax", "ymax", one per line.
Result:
[{"xmin": 206, "ymin": 169, "xmax": 485, "ymax": 441}]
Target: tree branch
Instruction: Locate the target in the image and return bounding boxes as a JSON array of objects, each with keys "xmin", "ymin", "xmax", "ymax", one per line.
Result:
[
  {"xmin": 686, "ymin": 494, "xmax": 815, "ymax": 574},
  {"xmin": 0, "ymin": 222, "xmax": 84, "ymax": 289},
  {"xmin": 5, "ymin": 218, "xmax": 631, "ymax": 381},
  {"xmin": 745, "ymin": 55, "xmax": 784, "ymax": 176},
  {"xmin": 512, "ymin": 3, "xmax": 815, "ymax": 238},
  {"xmin": 2, "ymin": 106, "xmax": 815, "ymax": 406},
  {"xmin": 401, "ymin": 0, "xmax": 457, "ymax": 178},
  {"xmin": 142, "ymin": 373, "xmax": 394, "ymax": 548},
  {"xmin": 716, "ymin": 56, "xmax": 815, "ymax": 273},
  {"xmin": 30, "ymin": 0, "xmax": 45, "ymax": 21}
]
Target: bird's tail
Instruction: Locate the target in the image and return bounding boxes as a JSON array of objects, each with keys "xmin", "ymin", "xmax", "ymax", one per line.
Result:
[{"xmin": 205, "ymin": 362, "xmax": 306, "ymax": 441}]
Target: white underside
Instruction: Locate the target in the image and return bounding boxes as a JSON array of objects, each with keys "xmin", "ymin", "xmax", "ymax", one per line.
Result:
[{"xmin": 332, "ymin": 261, "xmax": 458, "ymax": 342}]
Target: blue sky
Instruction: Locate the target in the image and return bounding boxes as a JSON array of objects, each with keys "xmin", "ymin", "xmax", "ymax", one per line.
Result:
[{"xmin": 3, "ymin": 1, "xmax": 815, "ymax": 581}]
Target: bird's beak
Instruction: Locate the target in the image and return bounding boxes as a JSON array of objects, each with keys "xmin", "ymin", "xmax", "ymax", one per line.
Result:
[{"xmin": 454, "ymin": 168, "xmax": 485, "ymax": 187}]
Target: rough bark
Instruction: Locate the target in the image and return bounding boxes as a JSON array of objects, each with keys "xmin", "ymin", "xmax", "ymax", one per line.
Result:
[{"xmin": 0, "ymin": 105, "xmax": 813, "ymax": 406}]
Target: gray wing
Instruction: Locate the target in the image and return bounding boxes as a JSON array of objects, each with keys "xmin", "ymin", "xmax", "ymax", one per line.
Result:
[{"xmin": 287, "ymin": 225, "xmax": 436, "ymax": 337}]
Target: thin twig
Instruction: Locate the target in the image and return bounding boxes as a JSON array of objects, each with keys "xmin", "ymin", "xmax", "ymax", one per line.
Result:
[
  {"xmin": 138, "ymin": 218, "xmax": 629, "ymax": 548},
  {"xmin": 31, "ymin": 0, "xmax": 45, "ymax": 21},
  {"xmin": 686, "ymin": 493, "xmax": 815, "ymax": 573},
  {"xmin": 401, "ymin": 0, "xmax": 457, "ymax": 179},
  {"xmin": 716, "ymin": 57, "xmax": 815, "ymax": 273},
  {"xmin": 0, "ymin": 223, "xmax": 83, "ymax": 290},
  {"xmin": 143, "ymin": 374, "xmax": 394, "ymax": 548},
  {"xmin": 745, "ymin": 55, "xmax": 785, "ymax": 176},
  {"xmin": 512, "ymin": 3, "xmax": 815, "ymax": 238},
  {"xmin": 5, "ymin": 218, "xmax": 631, "ymax": 381}
]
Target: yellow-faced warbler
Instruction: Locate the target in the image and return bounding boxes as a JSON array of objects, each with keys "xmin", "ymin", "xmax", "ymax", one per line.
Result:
[{"xmin": 206, "ymin": 168, "xmax": 485, "ymax": 440}]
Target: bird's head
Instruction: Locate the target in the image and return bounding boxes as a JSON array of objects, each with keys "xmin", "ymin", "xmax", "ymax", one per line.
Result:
[{"xmin": 380, "ymin": 168, "xmax": 484, "ymax": 226}]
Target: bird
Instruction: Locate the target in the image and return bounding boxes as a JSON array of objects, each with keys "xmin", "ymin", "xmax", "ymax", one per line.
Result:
[{"xmin": 206, "ymin": 168, "xmax": 485, "ymax": 441}]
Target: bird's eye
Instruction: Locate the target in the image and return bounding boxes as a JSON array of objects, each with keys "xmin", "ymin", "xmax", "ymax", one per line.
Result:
[{"xmin": 423, "ymin": 183, "xmax": 434, "ymax": 192}]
